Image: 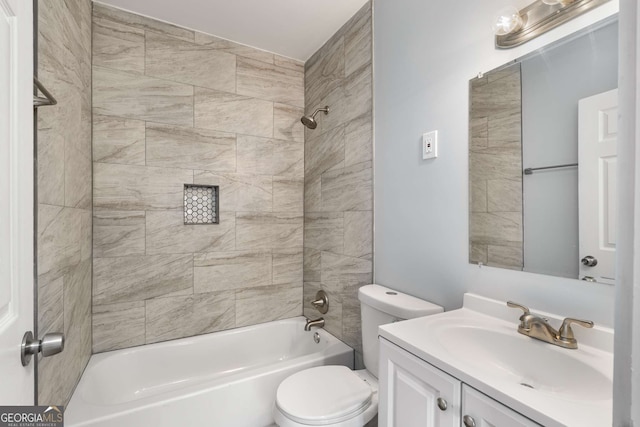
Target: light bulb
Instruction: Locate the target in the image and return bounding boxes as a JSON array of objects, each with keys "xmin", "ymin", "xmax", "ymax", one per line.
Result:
[{"xmin": 492, "ymin": 6, "xmax": 524, "ymax": 36}]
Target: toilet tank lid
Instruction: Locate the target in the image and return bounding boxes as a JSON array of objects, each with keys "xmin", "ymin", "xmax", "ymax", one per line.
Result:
[{"xmin": 358, "ymin": 284, "xmax": 443, "ymax": 319}]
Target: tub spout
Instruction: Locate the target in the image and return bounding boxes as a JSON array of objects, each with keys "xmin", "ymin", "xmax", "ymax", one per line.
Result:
[{"xmin": 304, "ymin": 318, "xmax": 325, "ymax": 331}]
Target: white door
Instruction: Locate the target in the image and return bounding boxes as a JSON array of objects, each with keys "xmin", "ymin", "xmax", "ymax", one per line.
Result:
[
  {"xmin": 578, "ymin": 89, "xmax": 618, "ymax": 285},
  {"xmin": 379, "ymin": 338, "xmax": 461, "ymax": 427},
  {"xmin": 461, "ymin": 385, "xmax": 541, "ymax": 426},
  {"xmin": 0, "ymin": 0, "xmax": 34, "ymax": 404}
]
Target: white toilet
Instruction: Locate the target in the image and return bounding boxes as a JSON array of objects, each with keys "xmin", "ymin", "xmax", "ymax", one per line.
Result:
[{"xmin": 273, "ymin": 284, "xmax": 443, "ymax": 427}]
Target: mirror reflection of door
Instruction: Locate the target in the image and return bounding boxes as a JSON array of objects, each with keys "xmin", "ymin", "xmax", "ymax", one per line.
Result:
[{"xmin": 578, "ymin": 89, "xmax": 618, "ymax": 285}]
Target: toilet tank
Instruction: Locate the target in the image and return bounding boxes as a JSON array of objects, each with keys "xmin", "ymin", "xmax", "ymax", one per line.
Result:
[{"xmin": 358, "ymin": 284, "xmax": 443, "ymax": 378}]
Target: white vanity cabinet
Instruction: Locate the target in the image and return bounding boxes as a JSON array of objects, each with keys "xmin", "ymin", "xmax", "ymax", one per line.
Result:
[
  {"xmin": 379, "ymin": 337, "xmax": 460, "ymax": 427},
  {"xmin": 379, "ymin": 338, "xmax": 541, "ymax": 427},
  {"xmin": 461, "ymin": 385, "xmax": 541, "ymax": 427}
]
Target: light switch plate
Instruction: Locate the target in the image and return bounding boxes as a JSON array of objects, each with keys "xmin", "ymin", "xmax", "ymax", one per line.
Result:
[{"xmin": 422, "ymin": 130, "xmax": 438, "ymax": 159}]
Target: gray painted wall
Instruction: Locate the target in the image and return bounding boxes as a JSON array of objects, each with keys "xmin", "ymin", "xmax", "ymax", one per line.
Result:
[
  {"xmin": 373, "ymin": 0, "xmax": 618, "ymax": 327},
  {"xmin": 522, "ymin": 21, "xmax": 618, "ymax": 279}
]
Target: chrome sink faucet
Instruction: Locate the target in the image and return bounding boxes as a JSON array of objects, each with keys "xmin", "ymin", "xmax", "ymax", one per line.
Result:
[{"xmin": 507, "ymin": 301, "xmax": 594, "ymax": 349}]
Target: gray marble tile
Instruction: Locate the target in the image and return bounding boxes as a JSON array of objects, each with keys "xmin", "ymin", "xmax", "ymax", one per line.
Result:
[
  {"xmin": 93, "ymin": 114, "xmax": 145, "ymax": 165},
  {"xmin": 146, "ymin": 210, "xmax": 236, "ymax": 254},
  {"xmin": 304, "ymin": 247, "xmax": 321, "ymax": 282},
  {"xmin": 304, "ymin": 213, "xmax": 344, "ymax": 253},
  {"xmin": 93, "ymin": 3, "xmax": 194, "ymax": 42},
  {"xmin": 38, "ymin": 205, "xmax": 87, "ymax": 285},
  {"xmin": 469, "ymin": 243, "xmax": 488, "ymax": 265},
  {"xmin": 194, "ymin": 87, "xmax": 273, "ymax": 138},
  {"xmin": 63, "ymin": 259, "xmax": 92, "ymax": 337},
  {"xmin": 145, "ymin": 291, "xmax": 236, "ymax": 344},
  {"xmin": 344, "ymin": 3, "xmax": 372, "ymax": 77},
  {"xmin": 344, "ymin": 113, "xmax": 372, "ymax": 167},
  {"xmin": 236, "ymin": 212, "xmax": 303, "ymax": 250},
  {"xmin": 92, "ymin": 15, "xmax": 145, "ymax": 74},
  {"xmin": 320, "ymin": 252, "xmax": 372, "ymax": 300},
  {"xmin": 94, "ymin": 163, "xmax": 193, "ymax": 211},
  {"xmin": 344, "ymin": 211, "xmax": 372, "ymax": 259},
  {"xmin": 304, "ymin": 176, "xmax": 322, "ymax": 213},
  {"xmin": 305, "ymin": 35, "xmax": 345, "ymax": 108},
  {"xmin": 93, "ymin": 210, "xmax": 146, "ymax": 258},
  {"xmin": 145, "ymin": 32, "xmax": 236, "ymax": 93},
  {"xmin": 313, "ymin": 84, "xmax": 347, "ymax": 135},
  {"xmin": 194, "ymin": 31, "xmax": 275, "ymax": 63},
  {"xmin": 488, "ymin": 111, "xmax": 522, "ymax": 148},
  {"xmin": 194, "ymin": 170, "xmax": 272, "ymax": 212},
  {"xmin": 194, "ymin": 251, "xmax": 272, "ymax": 293},
  {"xmin": 469, "ymin": 148, "xmax": 522, "ymax": 182},
  {"xmin": 273, "ymin": 249, "xmax": 303, "ymax": 287},
  {"xmin": 321, "ymin": 161, "xmax": 372, "ymax": 212},
  {"xmin": 342, "ymin": 295, "xmax": 363, "ymax": 353},
  {"xmin": 343, "ymin": 64, "xmax": 372, "ymax": 124},
  {"xmin": 470, "ymin": 117, "xmax": 489, "ymax": 150},
  {"xmin": 236, "ymin": 284, "xmax": 302, "ymax": 328},
  {"xmin": 302, "ymin": 282, "xmax": 321, "ymax": 318},
  {"xmin": 488, "ymin": 245, "xmax": 523, "ymax": 269},
  {"xmin": 37, "ymin": 112, "xmax": 65, "ymax": 206},
  {"xmin": 236, "ymin": 135, "xmax": 271, "ymax": 175},
  {"xmin": 274, "ymin": 103, "xmax": 304, "ymax": 143},
  {"xmin": 93, "ymin": 254, "xmax": 193, "ymax": 305},
  {"xmin": 487, "ymin": 179, "xmax": 522, "ymax": 213},
  {"xmin": 65, "ymin": 133, "xmax": 92, "ymax": 210},
  {"xmin": 471, "ymin": 71, "xmax": 521, "ymax": 118},
  {"xmin": 470, "ymin": 179, "xmax": 488, "ymax": 213},
  {"xmin": 93, "ymin": 66, "xmax": 194, "ymax": 126},
  {"xmin": 237, "ymin": 136, "xmax": 303, "ymax": 178},
  {"xmin": 305, "ymin": 125, "xmax": 345, "ymax": 180},
  {"xmin": 146, "ymin": 123, "xmax": 236, "ymax": 171},
  {"xmin": 37, "ymin": 276, "xmax": 63, "ymax": 339},
  {"xmin": 470, "ymin": 212, "xmax": 523, "ymax": 246},
  {"xmin": 92, "ymin": 301, "xmax": 146, "ymax": 353},
  {"xmin": 274, "ymin": 55, "xmax": 304, "ymax": 73},
  {"xmin": 273, "ymin": 177, "xmax": 303, "ymax": 213},
  {"xmin": 237, "ymin": 57, "xmax": 304, "ymax": 108}
]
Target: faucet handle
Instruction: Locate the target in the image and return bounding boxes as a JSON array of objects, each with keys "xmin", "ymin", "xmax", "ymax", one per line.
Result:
[
  {"xmin": 559, "ymin": 318, "xmax": 594, "ymax": 341},
  {"xmin": 507, "ymin": 301, "xmax": 532, "ymax": 328},
  {"xmin": 507, "ymin": 301, "xmax": 530, "ymax": 315}
]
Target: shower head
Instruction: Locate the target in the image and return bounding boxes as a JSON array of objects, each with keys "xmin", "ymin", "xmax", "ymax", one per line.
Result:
[{"xmin": 301, "ymin": 106, "xmax": 329, "ymax": 130}]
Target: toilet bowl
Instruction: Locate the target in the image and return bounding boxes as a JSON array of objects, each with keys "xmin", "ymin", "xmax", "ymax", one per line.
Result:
[{"xmin": 273, "ymin": 284, "xmax": 443, "ymax": 426}]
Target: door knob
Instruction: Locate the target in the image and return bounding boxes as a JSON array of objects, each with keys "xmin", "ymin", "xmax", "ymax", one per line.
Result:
[
  {"xmin": 21, "ymin": 331, "xmax": 64, "ymax": 366},
  {"xmin": 581, "ymin": 256, "xmax": 598, "ymax": 267}
]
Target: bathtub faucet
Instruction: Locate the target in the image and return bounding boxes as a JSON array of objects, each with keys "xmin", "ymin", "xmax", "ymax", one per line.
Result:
[{"xmin": 304, "ymin": 317, "xmax": 325, "ymax": 331}]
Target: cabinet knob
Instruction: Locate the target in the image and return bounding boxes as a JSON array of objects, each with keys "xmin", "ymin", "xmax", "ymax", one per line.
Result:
[
  {"xmin": 436, "ymin": 397, "xmax": 447, "ymax": 411},
  {"xmin": 463, "ymin": 415, "xmax": 476, "ymax": 427}
]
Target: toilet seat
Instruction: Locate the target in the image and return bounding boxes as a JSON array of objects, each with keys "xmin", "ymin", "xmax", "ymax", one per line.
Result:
[{"xmin": 274, "ymin": 366, "xmax": 378, "ymax": 427}]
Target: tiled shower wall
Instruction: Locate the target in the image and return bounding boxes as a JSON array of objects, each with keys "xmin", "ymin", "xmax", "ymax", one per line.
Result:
[
  {"xmin": 302, "ymin": 2, "xmax": 373, "ymax": 360},
  {"xmin": 91, "ymin": 3, "xmax": 305, "ymax": 352},
  {"xmin": 469, "ymin": 64, "xmax": 523, "ymax": 270},
  {"xmin": 37, "ymin": 0, "xmax": 93, "ymax": 405}
]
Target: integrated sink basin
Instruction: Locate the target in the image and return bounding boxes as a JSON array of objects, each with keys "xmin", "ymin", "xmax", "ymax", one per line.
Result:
[
  {"xmin": 379, "ymin": 293, "xmax": 613, "ymax": 427},
  {"xmin": 436, "ymin": 323, "xmax": 612, "ymax": 401}
]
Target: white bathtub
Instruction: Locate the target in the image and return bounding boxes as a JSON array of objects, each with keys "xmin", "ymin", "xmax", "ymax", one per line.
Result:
[{"xmin": 65, "ymin": 317, "xmax": 353, "ymax": 427}]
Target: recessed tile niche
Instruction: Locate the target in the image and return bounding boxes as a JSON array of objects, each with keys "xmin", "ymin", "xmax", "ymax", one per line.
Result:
[{"xmin": 184, "ymin": 184, "xmax": 219, "ymax": 225}]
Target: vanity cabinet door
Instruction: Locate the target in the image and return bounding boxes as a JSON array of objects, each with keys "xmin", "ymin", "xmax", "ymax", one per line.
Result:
[
  {"xmin": 379, "ymin": 338, "xmax": 461, "ymax": 427},
  {"xmin": 461, "ymin": 385, "xmax": 542, "ymax": 427}
]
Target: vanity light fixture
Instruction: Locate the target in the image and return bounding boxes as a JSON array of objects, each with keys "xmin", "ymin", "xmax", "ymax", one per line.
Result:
[{"xmin": 494, "ymin": 0, "xmax": 611, "ymax": 48}]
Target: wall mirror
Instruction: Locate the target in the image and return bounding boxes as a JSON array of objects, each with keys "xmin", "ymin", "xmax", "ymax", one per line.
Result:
[{"xmin": 468, "ymin": 17, "xmax": 618, "ymax": 285}]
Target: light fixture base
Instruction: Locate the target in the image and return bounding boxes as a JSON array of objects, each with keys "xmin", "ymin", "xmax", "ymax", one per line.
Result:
[{"xmin": 495, "ymin": 0, "xmax": 611, "ymax": 49}]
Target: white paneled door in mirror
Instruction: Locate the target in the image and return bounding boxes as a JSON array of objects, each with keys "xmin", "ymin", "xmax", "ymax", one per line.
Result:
[{"xmin": 578, "ymin": 89, "xmax": 618, "ymax": 285}]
